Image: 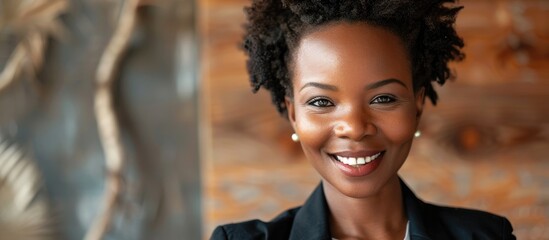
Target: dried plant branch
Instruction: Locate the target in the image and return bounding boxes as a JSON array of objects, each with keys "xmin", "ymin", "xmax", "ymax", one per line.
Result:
[
  {"xmin": 0, "ymin": 43, "xmax": 26, "ymax": 93},
  {"xmin": 4, "ymin": 0, "xmax": 68, "ymax": 32},
  {"xmin": 0, "ymin": 32, "xmax": 46, "ymax": 94},
  {"xmin": 0, "ymin": 0, "xmax": 67, "ymax": 94},
  {"xmin": 85, "ymin": 0, "xmax": 141, "ymax": 239}
]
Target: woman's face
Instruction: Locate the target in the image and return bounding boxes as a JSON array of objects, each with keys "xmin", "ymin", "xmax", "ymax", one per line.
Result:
[{"xmin": 286, "ymin": 22, "xmax": 424, "ymax": 198}]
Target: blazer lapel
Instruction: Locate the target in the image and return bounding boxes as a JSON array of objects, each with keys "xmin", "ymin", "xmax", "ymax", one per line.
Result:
[
  {"xmin": 400, "ymin": 178, "xmax": 451, "ymax": 240},
  {"xmin": 289, "ymin": 183, "xmax": 332, "ymax": 240},
  {"xmin": 289, "ymin": 179, "xmax": 446, "ymax": 240}
]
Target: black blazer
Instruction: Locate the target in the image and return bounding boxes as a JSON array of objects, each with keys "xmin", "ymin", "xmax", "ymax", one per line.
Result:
[{"xmin": 211, "ymin": 179, "xmax": 516, "ymax": 240}]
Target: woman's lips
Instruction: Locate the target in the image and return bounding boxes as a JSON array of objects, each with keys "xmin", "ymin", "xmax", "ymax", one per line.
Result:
[
  {"xmin": 329, "ymin": 150, "xmax": 384, "ymax": 166},
  {"xmin": 328, "ymin": 151, "xmax": 385, "ymax": 177},
  {"xmin": 334, "ymin": 152, "xmax": 381, "ymax": 165}
]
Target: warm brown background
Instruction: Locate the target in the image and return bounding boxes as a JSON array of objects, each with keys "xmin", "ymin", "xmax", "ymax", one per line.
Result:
[{"xmin": 200, "ymin": 1, "xmax": 549, "ymax": 239}]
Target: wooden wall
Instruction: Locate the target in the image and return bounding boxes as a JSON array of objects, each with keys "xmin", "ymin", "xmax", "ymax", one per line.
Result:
[{"xmin": 200, "ymin": 1, "xmax": 549, "ymax": 239}]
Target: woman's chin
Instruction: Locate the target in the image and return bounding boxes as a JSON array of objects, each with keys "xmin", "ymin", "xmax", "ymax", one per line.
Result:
[{"xmin": 322, "ymin": 172, "xmax": 401, "ymax": 199}]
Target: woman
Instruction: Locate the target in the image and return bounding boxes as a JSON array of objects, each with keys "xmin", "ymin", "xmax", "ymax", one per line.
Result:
[{"xmin": 212, "ymin": 0, "xmax": 516, "ymax": 239}]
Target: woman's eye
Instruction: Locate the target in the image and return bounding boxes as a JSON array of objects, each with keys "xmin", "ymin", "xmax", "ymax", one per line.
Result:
[
  {"xmin": 308, "ymin": 98, "xmax": 334, "ymax": 107},
  {"xmin": 371, "ymin": 95, "xmax": 396, "ymax": 104}
]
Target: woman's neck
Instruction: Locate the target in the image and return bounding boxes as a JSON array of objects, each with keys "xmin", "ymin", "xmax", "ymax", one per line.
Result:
[{"xmin": 323, "ymin": 176, "xmax": 408, "ymax": 240}]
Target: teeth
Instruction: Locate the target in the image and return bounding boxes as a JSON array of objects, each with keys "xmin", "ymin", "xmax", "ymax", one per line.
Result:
[
  {"xmin": 334, "ymin": 152, "xmax": 382, "ymax": 166},
  {"xmin": 348, "ymin": 157, "xmax": 357, "ymax": 166},
  {"xmin": 336, "ymin": 156, "xmax": 347, "ymax": 164}
]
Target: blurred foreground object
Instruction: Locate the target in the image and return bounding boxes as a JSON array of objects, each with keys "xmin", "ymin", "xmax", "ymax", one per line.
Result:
[
  {"xmin": 86, "ymin": 0, "xmax": 140, "ymax": 239},
  {"xmin": 1, "ymin": 0, "xmax": 202, "ymax": 238},
  {"xmin": 0, "ymin": 0, "xmax": 68, "ymax": 94},
  {"xmin": 0, "ymin": 0, "xmax": 65, "ymax": 238},
  {"xmin": 0, "ymin": 136, "xmax": 54, "ymax": 240}
]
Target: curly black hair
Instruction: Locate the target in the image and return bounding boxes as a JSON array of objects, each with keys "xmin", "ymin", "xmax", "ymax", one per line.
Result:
[{"xmin": 242, "ymin": 0, "xmax": 465, "ymax": 116}]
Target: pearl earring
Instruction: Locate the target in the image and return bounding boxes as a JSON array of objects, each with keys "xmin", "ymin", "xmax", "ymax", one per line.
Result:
[
  {"xmin": 291, "ymin": 133, "xmax": 299, "ymax": 142},
  {"xmin": 414, "ymin": 130, "xmax": 421, "ymax": 138}
]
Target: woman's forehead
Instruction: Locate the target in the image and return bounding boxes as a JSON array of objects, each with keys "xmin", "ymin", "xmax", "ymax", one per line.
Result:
[{"xmin": 292, "ymin": 22, "xmax": 412, "ymax": 88}]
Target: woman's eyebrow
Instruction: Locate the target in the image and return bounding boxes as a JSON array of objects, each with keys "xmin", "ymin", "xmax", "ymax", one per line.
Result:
[
  {"xmin": 299, "ymin": 82, "xmax": 338, "ymax": 92},
  {"xmin": 299, "ymin": 78, "xmax": 407, "ymax": 92},
  {"xmin": 366, "ymin": 78, "xmax": 408, "ymax": 90}
]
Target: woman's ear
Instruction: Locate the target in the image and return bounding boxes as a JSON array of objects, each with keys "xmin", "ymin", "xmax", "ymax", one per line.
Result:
[
  {"xmin": 285, "ymin": 96, "xmax": 297, "ymax": 129},
  {"xmin": 415, "ymin": 87, "xmax": 425, "ymax": 120}
]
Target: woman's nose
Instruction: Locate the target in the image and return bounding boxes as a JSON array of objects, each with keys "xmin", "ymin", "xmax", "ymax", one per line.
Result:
[{"xmin": 333, "ymin": 108, "xmax": 377, "ymax": 141}]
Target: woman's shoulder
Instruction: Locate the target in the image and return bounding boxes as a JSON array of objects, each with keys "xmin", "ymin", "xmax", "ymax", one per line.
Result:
[
  {"xmin": 422, "ymin": 202, "xmax": 515, "ymax": 239},
  {"xmin": 400, "ymin": 179, "xmax": 515, "ymax": 239},
  {"xmin": 210, "ymin": 206, "xmax": 301, "ymax": 240}
]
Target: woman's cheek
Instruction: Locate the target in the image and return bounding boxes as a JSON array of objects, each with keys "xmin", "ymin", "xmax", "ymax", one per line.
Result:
[
  {"xmin": 295, "ymin": 112, "xmax": 331, "ymax": 150},
  {"xmin": 378, "ymin": 110, "xmax": 417, "ymax": 144}
]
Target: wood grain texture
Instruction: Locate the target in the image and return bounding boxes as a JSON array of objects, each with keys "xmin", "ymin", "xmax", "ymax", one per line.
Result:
[{"xmin": 201, "ymin": 0, "xmax": 549, "ymax": 239}]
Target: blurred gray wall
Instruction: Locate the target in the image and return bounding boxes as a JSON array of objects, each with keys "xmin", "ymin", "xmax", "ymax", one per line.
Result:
[{"xmin": 0, "ymin": 0, "xmax": 201, "ymax": 239}]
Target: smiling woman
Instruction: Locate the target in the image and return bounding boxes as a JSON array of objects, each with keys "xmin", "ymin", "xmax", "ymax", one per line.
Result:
[
  {"xmin": 286, "ymin": 23, "xmax": 422, "ymax": 202},
  {"xmin": 210, "ymin": 0, "xmax": 516, "ymax": 239}
]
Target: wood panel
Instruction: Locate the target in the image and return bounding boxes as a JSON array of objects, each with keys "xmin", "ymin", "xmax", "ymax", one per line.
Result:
[{"xmin": 201, "ymin": 1, "xmax": 549, "ymax": 239}]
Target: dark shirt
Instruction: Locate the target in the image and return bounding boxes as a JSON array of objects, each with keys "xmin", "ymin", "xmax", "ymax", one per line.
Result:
[{"xmin": 211, "ymin": 179, "xmax": 516, "ymax": 240}]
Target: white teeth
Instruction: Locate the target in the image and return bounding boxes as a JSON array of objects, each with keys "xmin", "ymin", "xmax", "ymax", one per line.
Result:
[
  {"xmin": 334, "ymin": 152, "xmax": 382, "ymax": 166},
  {"xmin": 348, "ymin": 157, "xmax": 357, "ymax": 166},
  {"xmin": 337, "ymin": 156, "xmax": 348, "ymax": 164}
]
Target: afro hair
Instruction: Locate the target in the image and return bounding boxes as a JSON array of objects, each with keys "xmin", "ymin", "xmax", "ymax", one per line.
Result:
[{"xmin": 242, "ymin": 0, "xmax": 465, "ymax": 116}]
